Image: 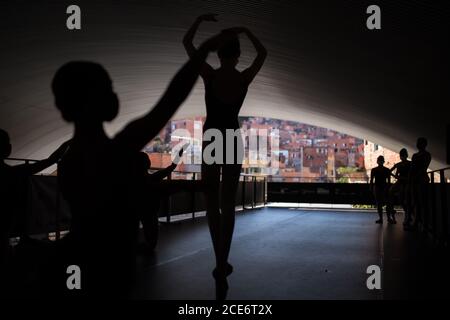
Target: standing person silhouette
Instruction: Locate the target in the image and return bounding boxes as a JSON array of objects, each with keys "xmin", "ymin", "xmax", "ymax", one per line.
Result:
[
  {"xmin": 387, "ymin": 148, "xmax": 412, "ymax": 227},
  {"xmin": 51, "ymin": 32, "xmax": 227, "ymax": 297},
  {"xmin": 135, "ymin": 146, "xmax": 186, "ymax": 250},
  {"xmin": 184, "ymin": 14, "xmax": 267, "ymax": 299},
  {"xmin": 0, "ymin": 130, "xmax": 70, "ymax": 255},
  {"xmin": 409, "ymin": 137, "xmax": 431, "ymax": 231},
  {"xmin": 0, "ymin": 129, "xmax": 69, "ymax": 296},
  {"xmin": 370, "ymin": 156, "xmax": 392, "ymax": 224}
]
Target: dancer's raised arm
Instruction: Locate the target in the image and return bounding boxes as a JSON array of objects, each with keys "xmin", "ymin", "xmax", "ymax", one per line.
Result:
[
  {"xmin": 11, "ymin": 140, "xmax": 71, "ymax": 176},
  {"xmin": 148, "ymin": 145, "xmax": 186, "ymax": 181},
  {"xmin": 229, "ymin": 27, "xmax": 267, "ymax": 85},
  {"xmin": 183, "ymin": 14, "xmax": 217, "ymax": 78},
  {"xmin": 114, "ymin": 33, "xmax": 227, "ymax": 152}
]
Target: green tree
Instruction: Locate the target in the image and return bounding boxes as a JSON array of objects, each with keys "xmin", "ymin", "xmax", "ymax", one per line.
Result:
[{"xmin": 336, "ymin": 166, "xmax": 359, "ymax": 183}]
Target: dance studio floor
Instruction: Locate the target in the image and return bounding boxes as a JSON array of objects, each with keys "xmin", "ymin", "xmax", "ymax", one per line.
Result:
[{"xmin": 131, "ymin": 207, "xmax": 449, "ymax": 300}]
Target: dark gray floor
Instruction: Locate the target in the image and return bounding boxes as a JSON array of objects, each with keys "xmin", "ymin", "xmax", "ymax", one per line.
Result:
[
  {"xmin": 132, "ymin": 207, "xmax": 393, "ymax": 300},
  {"xmin": 6, "ymin": 206, "xmax": 447, "ymax": 299},
  {"xmin": 381, "ymin": 218, "xmax": 449, "ymax": 300}
]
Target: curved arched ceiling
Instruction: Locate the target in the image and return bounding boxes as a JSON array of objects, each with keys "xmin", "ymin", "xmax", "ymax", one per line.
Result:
[{"xmin": 1, "ymin": 1, "xmax": 449, "ymax": 169}]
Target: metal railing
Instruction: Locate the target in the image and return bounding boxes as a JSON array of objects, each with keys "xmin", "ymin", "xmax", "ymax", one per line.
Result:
[
  {"xmin": 5, "ymin": 158, "xmax": 267, "ymax": 238},
  {"xmin": 5, "ymin": 157, "xmax": 39, "ymax": 164},
  {"xmin": 267, "ymin": 166, "xmax": 450, "ymax": 246},
  {"xmin": 7, "ymin": 156, "xmax": 449, "ymax": 245},
  {"xmin": 427, "ymin": 167, "xmax": 449, "ymax": 245},
  {"xmin": 267, "ymin": 175, "xmax": 369, "ymax": 183},
  {"xmin": 148, "ymin": 168, "xmax": 267, "ymax": 222}
]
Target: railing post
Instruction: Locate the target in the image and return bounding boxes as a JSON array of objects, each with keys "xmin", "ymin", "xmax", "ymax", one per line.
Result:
[
  {"xmin": 252, "ymin": 176, "xmax": 256, "ymax": 209},
  {"xmin": 242, "ymin": 175, "xmax": 246, "ymax": 210},
  {"xmin": 165, "ymin": 173, "xmax": 172, "ymax": 223},
  {"xmin": 440, "ymin": 170, "xmax": 448, "ymax": 245},
  {"xmin": 263, "ymin": 177, "xmax": 267, "ymax": 205},
  {"xmin": 55, "ymin": 186, "xmax": 61, "ymax": 241},
  {"xmin": 191, "ymin": 173, "xmax": 196, "ymax": 220},
  {"xmin": 25, "ymin": 176, "xmax": 33, "ymax": 241},
  {"xmin": 430, "ymin": 173, "xmax": 436, "ymax": 239}
]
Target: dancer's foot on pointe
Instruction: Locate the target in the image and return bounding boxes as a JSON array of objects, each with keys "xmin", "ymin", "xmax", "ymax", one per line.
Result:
[
  {"xmin": 215, "ymin": 277, "xmax": 229, "ymax": 301},
  {"xmin": 213, "ymin": 262, "xmax": 232, "ymax": 300}
]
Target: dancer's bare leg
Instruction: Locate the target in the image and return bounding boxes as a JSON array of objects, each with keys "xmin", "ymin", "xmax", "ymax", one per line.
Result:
[
  {"xmin": 219, "ymin": 163, "xmax": 242, "ymax": 272},
  {"xmin": 202, "ymin": 163, "xmax": 221, "ymax": 267}
]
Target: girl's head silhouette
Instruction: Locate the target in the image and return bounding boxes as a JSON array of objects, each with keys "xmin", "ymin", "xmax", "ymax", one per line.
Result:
[
  {"xmin": 217, "ymin": 31, "xmax": 240, "ymax": 67},
  {"xmin": 416, "ymin": 137, "xmax": 428, "ymax": 151},
  {"xmin": 52, "ymin": 61, "xmax": 119, "ymax": 123},
  {"xmin": 399, "ymin": 148, "xmax": 408, "ymax": 160}
]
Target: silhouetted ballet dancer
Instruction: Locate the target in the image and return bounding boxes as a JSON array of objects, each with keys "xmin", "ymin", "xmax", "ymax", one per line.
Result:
[
  {"xmin": 0, "ymin": 129, "xmax": 70, "ymax": 295},
  {"xmin": 135, "ymin": 146, "xmax": 185, "ymax": 250},
  {"xmin": 370, "ymin": 156, "xmax": 392, "ymax": 224},
  {"xmin": 409, "ymin": 137, "xmax": 431, "ymax": 231},
  {"xmin": 386, "ymin": 148, "xmax": 412, "ymax": 227},
  {"xmin": 184, "ymin": 14, "xmax": 267, "ymax": 299},
  {"xmin": 51, "ymin": 32, "xmax": 228, "ymax": 297}
]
